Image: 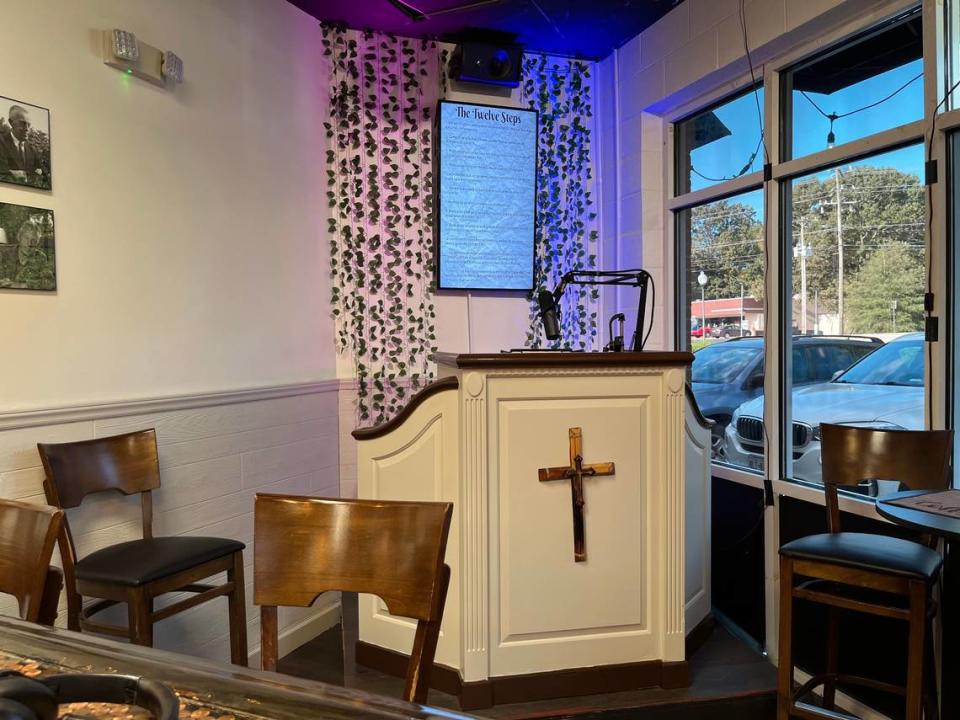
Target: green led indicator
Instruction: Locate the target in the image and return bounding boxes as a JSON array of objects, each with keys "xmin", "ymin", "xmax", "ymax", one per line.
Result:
[{"xmin": 126, "ymin": 69, "xmax": 133, "ymax": 75}]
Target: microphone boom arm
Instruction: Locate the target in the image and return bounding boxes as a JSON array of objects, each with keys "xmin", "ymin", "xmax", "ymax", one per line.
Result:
[{"xmin": 548, "ymin": 269, "xmax": 652, "ymax": 351}]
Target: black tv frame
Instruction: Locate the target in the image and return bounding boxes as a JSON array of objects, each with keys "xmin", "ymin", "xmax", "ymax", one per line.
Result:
[{"xmin": 434, "ymin": 99, "xmax": 539, "ymax": 292}]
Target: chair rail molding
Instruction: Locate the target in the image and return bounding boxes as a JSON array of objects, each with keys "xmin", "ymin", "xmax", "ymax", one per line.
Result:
[{"xmin": 0, "ymin": 380, "xmax": 340, "ymax": 431}]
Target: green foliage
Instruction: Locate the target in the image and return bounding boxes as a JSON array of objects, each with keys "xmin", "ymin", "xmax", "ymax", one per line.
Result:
[
  {"xmin": 789, "ymin": 165, "xmax": 924, "ymax": 317},
  {"xmin": 688, "ymin": 200, "xmax": 763, "ymax": 302},
  {"xmin": 322, "ymin": 25, "xmax": 439, "ymax": 425},
  {"xmin": 845, "ymin": 243, "xmax": 924, "ymax": 333},
  {"xmin": 692, "ymin": 164, "xmax": 924, "ymax": 335},
  {"xmin": 521, "ymin": 55, "xmax": 598, "ymax": 350}
]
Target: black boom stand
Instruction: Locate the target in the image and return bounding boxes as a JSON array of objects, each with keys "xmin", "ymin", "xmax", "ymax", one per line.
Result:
[{"xmin": 540, "ymin": 269, "xmax": 653, "ymax": 352}]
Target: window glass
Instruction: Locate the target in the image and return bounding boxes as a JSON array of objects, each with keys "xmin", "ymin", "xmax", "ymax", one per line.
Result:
[
  {"xmin": 949, "ymin": 2, "xmax": 960, "ymax": 111},
  {"xmin": 952, "ymin": 131, "xmax": 960, "ymax": 478},
  {"xmin": 808, "ymin": 345, "xmax": 849, "ymax": 380},
  {"xmin": 691, "ymin": 345, "xmax": 761, "ymax": 384},
  {"xmin": 776, "ymin": 143, "xmax": 926, "ymax": 486},
  {"xmin": 783, "ymin": 10, "xmax": 922, "ymax": 159},
  {"xmin": 679, "ymin": 189, "xmax": 765, "ymax": 471},
  {"xmin": 792, "ymin": 347, "xmax": 810, "ymax": 384},
  {"xmin": 675, "ymin": 88, "xmax": 764, "ymax": 195}
]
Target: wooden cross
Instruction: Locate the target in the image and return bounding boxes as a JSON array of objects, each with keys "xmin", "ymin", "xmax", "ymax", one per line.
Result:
[{"xmin": 538, "ymin": 427, "xmax": 616, "ymax": 562}]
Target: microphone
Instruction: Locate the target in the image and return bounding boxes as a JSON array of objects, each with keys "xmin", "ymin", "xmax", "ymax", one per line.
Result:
[{"xmin": 538, "ymin": 289, "xmax": 561, "ymax": 341}]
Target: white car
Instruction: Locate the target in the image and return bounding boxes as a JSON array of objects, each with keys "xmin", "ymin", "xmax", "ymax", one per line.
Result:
[{"xmin": 724, "ymin": 333, "xmax": 925, "ymax": 485}]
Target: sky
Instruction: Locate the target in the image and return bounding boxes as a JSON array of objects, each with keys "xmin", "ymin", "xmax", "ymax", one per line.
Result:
[{"xmin": 685, "ymin": 58, "xmax": 926, "ymax": 216}]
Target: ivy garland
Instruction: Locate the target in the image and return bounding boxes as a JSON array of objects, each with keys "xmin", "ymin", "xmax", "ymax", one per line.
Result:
[
  {"xmin": 521, "ymin": 55, "xmax": 599, "ymax": 350},
  {"xmin": 321, "ymin": 24, "xmax": 440, "ymax": 425}
]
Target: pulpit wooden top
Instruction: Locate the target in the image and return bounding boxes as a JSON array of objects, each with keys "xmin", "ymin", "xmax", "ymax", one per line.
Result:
[{"xmin": 433, "ymin": 350, "xmax": 693, "ymax": 369}]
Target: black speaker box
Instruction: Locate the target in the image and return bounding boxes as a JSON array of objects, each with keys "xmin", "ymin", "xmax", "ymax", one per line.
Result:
[{"xmin": 449, "ymin": 42, "xmax": 522, "ymax": 87}]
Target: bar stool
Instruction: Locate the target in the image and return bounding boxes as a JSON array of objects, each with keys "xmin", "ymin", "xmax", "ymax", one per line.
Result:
[
  {"xmin": 778, "ymin": 423, "xmax": 950, "ymax": 720},
  {"xmin": 38, "ymin": 429, "xmax": 248, "ymax": 665},
  {"xmin": 254, "ymin": 494, "xmax": 452, "ymax": 703},
  {"xmin": 0, "ymin": 499, "xmax": 63, "ymax": 625}
]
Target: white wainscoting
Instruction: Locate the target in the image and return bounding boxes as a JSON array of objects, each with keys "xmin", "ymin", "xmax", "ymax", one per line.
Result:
[
  {"xmin": 0, "ymin": 382, "xmax": 343, "ymax": 664},
  {"xmin": 338, "ymin": 379, "xmax": 360, "ymax": 499}
]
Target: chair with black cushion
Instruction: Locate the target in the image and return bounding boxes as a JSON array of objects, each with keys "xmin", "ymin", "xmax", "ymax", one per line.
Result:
[
  {"xmin": 37, "ymin": 429, "xmax": 248, "ymax": 665},
  {"xmin": 0, "ymin": 499, "xmax": 63, "ymax": 626},
  {"xmin": 254, "ymin": 494, "xmax": 452, "ymax": 703},
  {"xmin": 778, "ymin": 423, "xmax": 950, "ymax": 720}
]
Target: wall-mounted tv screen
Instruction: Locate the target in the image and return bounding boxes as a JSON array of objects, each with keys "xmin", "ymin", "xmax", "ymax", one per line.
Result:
[{"xmin": 436, "ymin": 100, "xmax": 537, "ymax": 291}]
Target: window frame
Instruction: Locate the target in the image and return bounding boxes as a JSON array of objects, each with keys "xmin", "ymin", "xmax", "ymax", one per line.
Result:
[
  {"xmin": 662, "ymin": 0, "xmax": 960, "ymax": 670},
  {"xmin": 669, "ymin": 0, "xmax": 943, "ymax": 502}
]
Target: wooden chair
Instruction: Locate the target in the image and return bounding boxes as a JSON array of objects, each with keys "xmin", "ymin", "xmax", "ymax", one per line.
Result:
[
  {"xmin": 254, "ymin": 494, "xmax": 452, "ymax": 704},
  {"xmin": 37, "ymin": 429, "xmax": 248, "ymax": 665},
  {"xmin": 0, "ymin": 499, "xmax": 63, "ymax": 625},
  {"xmin": 778, "ymin": 423, "xmax": 951, "ymax": 720}
]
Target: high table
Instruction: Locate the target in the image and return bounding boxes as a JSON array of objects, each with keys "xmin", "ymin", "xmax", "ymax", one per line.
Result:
[
  {"xmin": 876, "ymin": 489, "xmax": 960, "ymax": 719},
  {"xmin": 0, "ymin": 615, "xmax": 474, "ymax": 719}
]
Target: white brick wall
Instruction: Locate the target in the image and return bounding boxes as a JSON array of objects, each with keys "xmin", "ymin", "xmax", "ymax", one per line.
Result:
[{"xmin": 0, "ymin": 384, "xmax": 341, "ymax": 664}]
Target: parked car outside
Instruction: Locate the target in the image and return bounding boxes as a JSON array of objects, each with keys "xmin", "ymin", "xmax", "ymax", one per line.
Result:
[
  {"xmin": 715, "ymin": 324, "xmax": 751, "ymax": 338},
  {"xmin": 691, "ymin": 335, "xmax": 883, "ymax": 458},
  {"xmin": 725, "ymin": 333, "xmax": 924, "ymax": 485}
]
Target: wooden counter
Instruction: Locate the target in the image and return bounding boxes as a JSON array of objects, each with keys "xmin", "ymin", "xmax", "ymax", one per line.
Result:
[
  {"xmin": 432, "ymin": 351, "xmax": 694, "ymax": 369},
  {"xmin": 0, "ymin": 616, "xmax": 474, "ymax": 719}
]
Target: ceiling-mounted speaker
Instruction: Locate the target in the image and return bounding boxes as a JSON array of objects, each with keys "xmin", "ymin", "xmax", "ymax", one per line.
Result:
[{"xmin": 449, "ymin": 42, "xmax": 522, "ymax": 87}]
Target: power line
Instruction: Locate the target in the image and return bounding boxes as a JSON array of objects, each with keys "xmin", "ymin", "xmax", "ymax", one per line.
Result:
[{"xmin": 686, "ymin": 0, "xmax": 768, "ymax": 187}]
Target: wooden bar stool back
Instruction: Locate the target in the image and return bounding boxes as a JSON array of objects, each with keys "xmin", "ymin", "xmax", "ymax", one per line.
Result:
[
  {"xmin": 778, "ymin": 423, "xmax": 952, "ymax": 720},
  {"xmin": 38, "ymin": 429, "xmax": 248, "ymax": 665},
  {"xmin": 0, "ymin": 499, "xmax": 63, "ymax": 625},
  {"xmin": 254, "ymin": 494, "xmax": 453, "ymax": 704}
]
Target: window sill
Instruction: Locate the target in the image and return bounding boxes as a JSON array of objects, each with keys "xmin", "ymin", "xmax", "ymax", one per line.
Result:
[{"xmin": 709, "ymin": 461, "xmax": 888, "ymax": 523}]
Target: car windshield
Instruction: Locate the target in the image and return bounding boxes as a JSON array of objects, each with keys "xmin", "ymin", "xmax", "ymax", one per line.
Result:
[
  {"xmin": 691, "ymin": 345, "xmax": 760, "ymax": 384},
  {"xmin": 834, "ymin": 338, "xmax": 924, "ymax": 387}
]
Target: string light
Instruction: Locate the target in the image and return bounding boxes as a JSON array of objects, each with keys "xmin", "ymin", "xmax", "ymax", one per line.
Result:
[{"xmin": 800, "ymin": 71, "xmax": 922, "ymax": 148}]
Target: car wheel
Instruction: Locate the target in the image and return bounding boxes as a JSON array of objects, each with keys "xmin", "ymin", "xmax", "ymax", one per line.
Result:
[{"xmin": 710, "ymin": 420, "xmax": 728, "ymax": 460}]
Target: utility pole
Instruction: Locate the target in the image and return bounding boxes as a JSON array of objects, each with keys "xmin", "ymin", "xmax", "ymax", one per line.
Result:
[
  {"xmin": 814, "ymin": 290, "xmax": 820, "ymax": 334},
  {"xmin": 821, "ymin": 167, "xmax": 854, "ymax": 334},
  {"xmin": 794, "ymin": 218, "xmax": 812, "ymax": 334},
  {"xmin": 740, "ymin": 282, "xmax": 745, "ymax": 337},
  {"xmin": 834, "ymin": 168, "xmax": 844, "ymax": 334},
  {"xmin": 697, "ymin": 271, "xmax": 708, "ymax": 338}
]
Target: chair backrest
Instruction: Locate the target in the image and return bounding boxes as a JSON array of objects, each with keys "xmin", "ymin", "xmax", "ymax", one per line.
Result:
[
  {"xmin": 820, "ymin": 423, "xmax": 953, "ymax": 532},
  {"xmin": 254, "ymin": 494, "xmax": 453, "ymax": 702},
  {"xmin": 38, "ymin": 427, "xmax": 160, "ymax": 526},
  {"xmin": 0, "ymin": 499, "xmax": 63, "ymax": 623}
]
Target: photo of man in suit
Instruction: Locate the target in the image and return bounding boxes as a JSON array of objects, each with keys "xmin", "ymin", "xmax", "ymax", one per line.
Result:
[{"xmin": 0, "ymin": 99, "xmax": 51, "ymax": 190}]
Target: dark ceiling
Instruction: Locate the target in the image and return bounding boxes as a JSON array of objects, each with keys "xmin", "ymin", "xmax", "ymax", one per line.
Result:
[{"xmin": 286, "ymin": 0, "xmax": 684, "ymax": 60}]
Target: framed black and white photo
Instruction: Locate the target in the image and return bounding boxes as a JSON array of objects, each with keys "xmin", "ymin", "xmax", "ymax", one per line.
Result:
[
  {"xmin": 0, "ymin": 96, "xmax": 51, "ymax": 190},
  {"xmin": 0, "ymin": 202, "xmax": 55, "ymax": 290}
]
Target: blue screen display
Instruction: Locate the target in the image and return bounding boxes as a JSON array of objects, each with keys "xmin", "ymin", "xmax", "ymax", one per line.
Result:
[{"xmin": 437, "ymin": 101, "xmax": 537, "ymax": 290}]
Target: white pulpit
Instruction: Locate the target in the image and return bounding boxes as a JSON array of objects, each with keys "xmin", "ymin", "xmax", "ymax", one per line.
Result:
[{"xmin": 353, "ymin": 351, "xmax": 699, "ymax": 709}]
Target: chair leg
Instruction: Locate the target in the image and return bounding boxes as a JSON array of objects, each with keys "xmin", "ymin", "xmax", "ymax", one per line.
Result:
[
  {"xmin": 65, "ymin": 586, "xmax": 81, "ymax": 632},
  {"xmin": 227, "ymin": 551, "xmax": 248, "ymax": 666},
  {"xmin": 924, "ymin": 620, "xmax": 939, "ymax": 720},
  {"xmin": 777, "ymin": 556, "xmax": 795, "ymax": 720},
  {"xmin": 127, "ymin": 587, "xmax": 153, "ymax": 647},
  {"xmin": 404, "ymin": 564, "xmax": 450, "ymax": 704},
  {"xmin": 906, "ymin": 580, "xmax": 927, "ymax": 720},
  {"xmin": 37, "ymin": 567, "xmax": 63, "ymax": 627},
  {"xmin": 824, "ymin": 605, "xmax": 840, "ymax": 710},
  {"xmin": 260, "ymin": 605, "xmax": 279, "ymax": 672}
]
